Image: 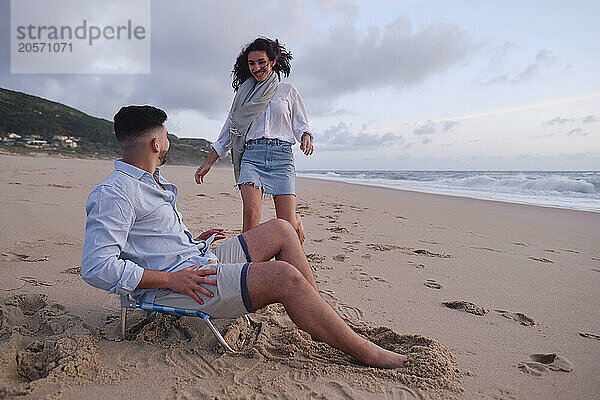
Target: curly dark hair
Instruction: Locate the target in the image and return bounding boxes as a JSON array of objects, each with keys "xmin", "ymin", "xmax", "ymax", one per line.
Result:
[{"xmin": 231, "ymin": 37, "xmax": 293, "ymax": 91}]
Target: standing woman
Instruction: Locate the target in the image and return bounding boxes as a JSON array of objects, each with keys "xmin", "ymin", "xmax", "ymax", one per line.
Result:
[{"xmin": 195, "ymin": 37, "xmax": 314, "ymax": 244}]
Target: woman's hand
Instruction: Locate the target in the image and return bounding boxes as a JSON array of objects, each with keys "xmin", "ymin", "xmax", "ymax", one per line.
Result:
[
  {"xmin": 168, "ymin": 264, "xmax": 217, "ymax": 305},
  {"xmin": 300, "ymin": 133, "xmax": 314, "ymax": 156},
  {"xmin": 195, "ymin": 162, "xmax": 211, "ymax": 184},
  {"xmin": 195, "ymin": 149, "xmax": 219, "ymax": 184},
  {"xmin": 195, "ymin": 228, "xmax": 226, "ymax": 241}
]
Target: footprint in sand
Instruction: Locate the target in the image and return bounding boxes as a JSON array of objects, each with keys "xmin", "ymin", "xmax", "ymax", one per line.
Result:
[
  {"xmin": 408, "ymin": 261, "xmax": 425, "ymax": 269},
  {"xmin": 166, "ymin": 348, "xmax": 221, "ymax": 380},
  {"xmin": 420, "ymin": 240, "xmax": 441, "ymax": 245},
  {"xmin": 367, "ymin": 243, "xmax": 404, "ymax": 251},
  {"xmin": 469, "ymin": 246, "xmax": 503, "ymax": 253},
  {"xmin": 543, "ymin": 249, "xmax": 559, "ymax": 253},
  {"xmin": 424, "ymin": 279, "xmax": 442, "ymax": 289},
  {"xmin": 494, "ymin": 310, "xmax": 536, "ymax": 326},
  {"xmin": 413, "ymin": 249, "xmax": 452, "ymax": 258},
  {"xmin": 306, "ymin": 253, "xmax": 325, "ymax": 264},
  {"xmin": 528, "ymin": 256, "xmax": 554, "ymax": 264},
  {"xmin": 1, "ymin": 252, "xmax": 49, "ymax": 263},
  {"xmin": 328, "ymin": 226, "xmax": 349, "ymax": 234},
  {"xmin": 47, "ymin": 183, "xmax": 73, "ymax": 189},
  {"xmin": 333, "ymin": 254, "xmax": 348, "ymax": 262},
  {"xmin": 289, "ymin": 369, "xmax": 317, "ymax": 383},
  {"xmin": 578, "ymin": 332, "xmax": 600, "ymax": 341},
  {"xmin": 355, "ymin": 272, "xmax": 389, "ymax": 285},
  {"xmin": 442, "ymin": 301, "xmax": 488, "ymax": 316},
  {"xmin": 62, "ymin": 266, "xmax": 81, "ymax": 275},
  {"xmin": 560, "ymin": 249, "xmax": 579, "ymax": 254},
  {"xmin": 518, "ymin": 353, "xmax": 573, "ymax": 376},
  {"xmin": 319, "ymin": 290, "xmax": 364, "ymax": 321},
  {"xmin": 19, "ymin": 276, "xmax": 54, "ymax": 287}
]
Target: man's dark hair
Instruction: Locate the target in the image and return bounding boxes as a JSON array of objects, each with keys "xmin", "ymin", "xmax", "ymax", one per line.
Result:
[{"xmin": 113, "ymin": 105, "xmax": 167, "ymax": 143}]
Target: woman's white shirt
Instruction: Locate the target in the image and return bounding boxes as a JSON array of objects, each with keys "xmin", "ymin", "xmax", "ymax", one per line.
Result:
[{"xmin": 211, "ymin": 82, "xmax": 313, "ymax": 157}]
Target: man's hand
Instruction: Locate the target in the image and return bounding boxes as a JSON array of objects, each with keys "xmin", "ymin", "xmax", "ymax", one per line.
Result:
[
  {"xmin": 300, "ymin": 133, "xmax": 314, "ymax": 156},
  {"xmin": 195, "ymin": 228, "xmax": 226, "ymax": 242},
  {"xmin": 167, "ymin": 264, "xmax": 217, "ymax": 305}
]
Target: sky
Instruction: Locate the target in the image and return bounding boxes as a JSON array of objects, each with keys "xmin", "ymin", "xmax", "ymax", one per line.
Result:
[{"xmin": 1, "ymin": 0, "xmax": 599, "ymax": 170}]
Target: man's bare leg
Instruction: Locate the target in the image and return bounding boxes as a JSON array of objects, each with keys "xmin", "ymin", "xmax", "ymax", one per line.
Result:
[
  {"xmin": 241, "ymin": 219, "xmax": 316, "ymax": 290},
  {"xmin": 246, "ymin": 260, "xmax": 407, "ymax": 369}
]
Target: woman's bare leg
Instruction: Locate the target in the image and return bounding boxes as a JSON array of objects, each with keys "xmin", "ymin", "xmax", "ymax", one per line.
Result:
[
  {"xmin": 242, "ymin": 219, "xmax": 316, "ymax": 290},
  {"xmin": 240, "ymin": 184, "xmax": 263, "ymax": 232},
  {"xmin": 273, "ymin": 194, "xmax": 305, "ymax": 244}
]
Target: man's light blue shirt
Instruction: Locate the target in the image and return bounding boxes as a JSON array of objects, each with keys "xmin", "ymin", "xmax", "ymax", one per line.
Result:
[{"xmin": 81, "ymin": 160, "xmax": 216, "ymax": 304}]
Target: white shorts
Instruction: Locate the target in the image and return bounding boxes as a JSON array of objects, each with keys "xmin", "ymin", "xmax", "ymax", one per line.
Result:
[{"xmin": 154, "ymin": 234, "xmax": 254, "ymax": 318}]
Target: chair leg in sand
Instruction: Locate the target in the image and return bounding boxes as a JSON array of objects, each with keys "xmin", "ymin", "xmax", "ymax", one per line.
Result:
[{"xmin": 119, "ymin": 294, "xmax": 249, "ymax": 353}]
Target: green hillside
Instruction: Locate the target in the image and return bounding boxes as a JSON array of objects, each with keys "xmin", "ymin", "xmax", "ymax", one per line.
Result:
[{"xmin": 0, "ymin": 87, "xmax": 226, "ymax": 166}]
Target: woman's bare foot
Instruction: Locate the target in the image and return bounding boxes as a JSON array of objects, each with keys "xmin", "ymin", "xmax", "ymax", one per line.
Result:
[{"xmin": 295, "ymin": 214, "xmax": 306, "ymax": 244}]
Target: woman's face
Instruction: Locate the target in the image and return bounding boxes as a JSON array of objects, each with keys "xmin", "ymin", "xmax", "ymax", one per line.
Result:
[{"xmin": 247, "ymin": 50, "xmax": 275, "ymax": 82}]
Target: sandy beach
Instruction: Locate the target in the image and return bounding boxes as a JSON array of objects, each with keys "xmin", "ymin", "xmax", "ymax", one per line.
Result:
[{"xmin": 0, "ymin": 153, "xmax": 599, "ymax": 400}]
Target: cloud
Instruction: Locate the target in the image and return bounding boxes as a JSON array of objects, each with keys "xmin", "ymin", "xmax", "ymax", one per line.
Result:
[
  {"xmin": 413, "ymin": 120, "xmax": 460, "ymax": 135},
  {"xmin": 414, "ymin": 122, "xmax": 436, "ymax": 135},
  {"xmin": 545, "ymin": 116, "xmax": 576, "ymax": 126},
  {"xmin": 315, "ymin": 122, "xmax": 403, "ymax": 151},
  {"xmin": 488, "ymin": 41, "xmax": 516, "ymax": 68},
  {"xmin": 567, "ymin": 128, "xmax": 588, "ymax": 136},
  {"xmin": 0, "ymin": 1, "xmax": 314, "ymax": 120},
  {"xmin": 480, "ymin": 49, "xmax": 557, "ymax": 85},
  {"xmin": 581, "ymin": 115, "xmax": 599, "ymax": 124},
  {"xmin": 1, "ymin": 2, "xmax": 479, "ymax": 122},
  {"xmin": 294, "ymin": 16, "xmax": 477, "ymax": 102}
]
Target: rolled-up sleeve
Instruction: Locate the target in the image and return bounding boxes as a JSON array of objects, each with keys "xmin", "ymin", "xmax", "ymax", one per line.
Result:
[
  {"xmin": 290, "ymin": 87, "xmax": 313, "ymax": 143},
  {"xmin": 81, "ymin": 185, "xmax": 144, "ymax": 295},
  {"xmin": 211, "ymin": 118, "xmax": 232, "ymax": 157}
]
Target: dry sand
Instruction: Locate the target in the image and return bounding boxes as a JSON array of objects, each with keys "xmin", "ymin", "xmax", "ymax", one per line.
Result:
[{"xmin": 0, "ymin": 153, "xmax": 598, "ymax": 400}]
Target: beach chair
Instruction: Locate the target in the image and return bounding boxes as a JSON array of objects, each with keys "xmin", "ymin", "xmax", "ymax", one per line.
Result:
[{"xmin": 119, "ymin": 294, "xmax": 249, "ymax": 353}]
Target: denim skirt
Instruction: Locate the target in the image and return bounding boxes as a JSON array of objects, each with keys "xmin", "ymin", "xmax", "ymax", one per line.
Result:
[{"xmin": 237, "ymin": 138, "xmax": 296, "ymax": 195}]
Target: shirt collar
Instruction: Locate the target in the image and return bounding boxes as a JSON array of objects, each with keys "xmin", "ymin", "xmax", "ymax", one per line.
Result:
[{"xmin": 114, "ymin": 159, "xmax": 159, "ymax": 181}]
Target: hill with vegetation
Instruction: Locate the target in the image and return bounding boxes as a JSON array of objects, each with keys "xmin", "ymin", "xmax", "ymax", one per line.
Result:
[{"xmin": 0, "ymin": 87, "xmax": 229, "ymax": 166}]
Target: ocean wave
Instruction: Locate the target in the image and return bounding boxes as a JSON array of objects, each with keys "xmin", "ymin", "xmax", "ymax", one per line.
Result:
[
  {"xmin": 297, "ymin": 170, "xmax": 600, "ymax": 211},
  {"xmin": 450, "ymin": 175, "xmax": 596, "ymax": 194}
]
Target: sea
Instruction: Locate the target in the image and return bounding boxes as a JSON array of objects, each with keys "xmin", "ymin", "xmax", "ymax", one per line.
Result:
[{"xmin": 296, "ymin": 170, "xmax": 600, "ymax": 212}]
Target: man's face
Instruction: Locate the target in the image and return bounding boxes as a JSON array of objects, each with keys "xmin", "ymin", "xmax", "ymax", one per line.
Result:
[{"xmin": 158, "ymin": 124, "xmax": 169, "ymax": 166}]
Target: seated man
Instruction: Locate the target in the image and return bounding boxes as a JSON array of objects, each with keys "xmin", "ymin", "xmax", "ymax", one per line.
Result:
[{"xmin": 81, "ymin": 105, "xmax": 406, "ymax": 369}]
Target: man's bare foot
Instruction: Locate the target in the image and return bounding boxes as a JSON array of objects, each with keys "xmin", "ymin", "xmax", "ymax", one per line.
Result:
[
  {"xmin": 295, "ymin": 214, "xmax": 306, "ymax": 244},
  {"xmin": 375, "ymin": 348, "xmax": 408, "ymax": 369},
  {"xmin": 359, "ymin": 344, "xmax": 408, "ymax": 369}
]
